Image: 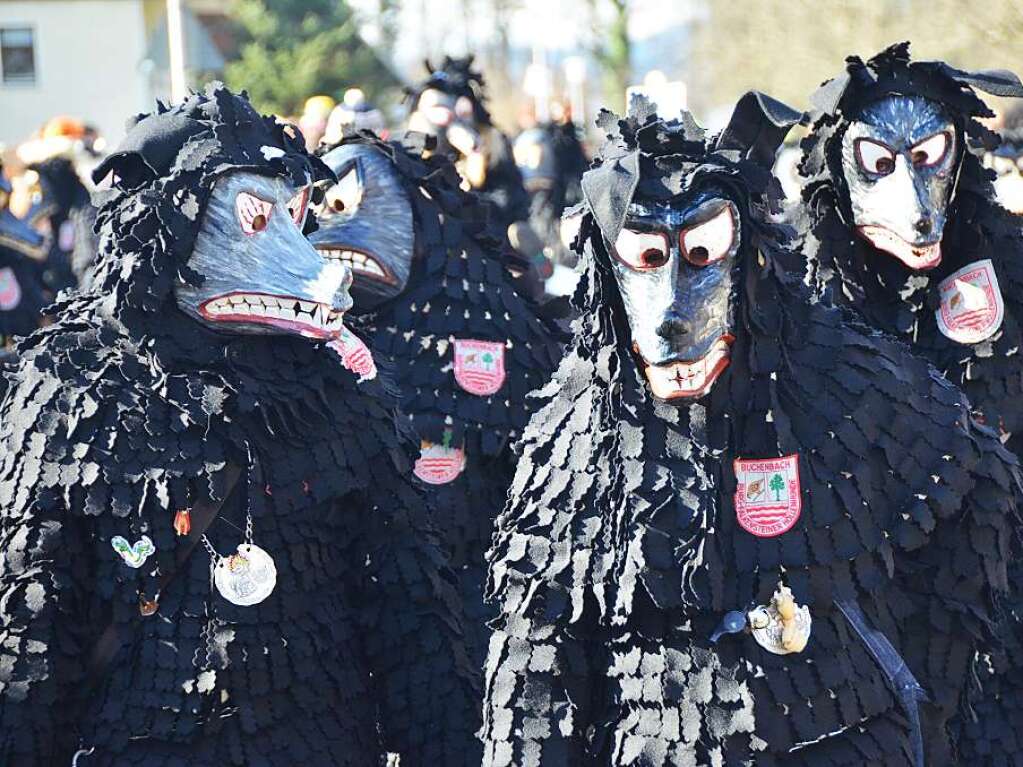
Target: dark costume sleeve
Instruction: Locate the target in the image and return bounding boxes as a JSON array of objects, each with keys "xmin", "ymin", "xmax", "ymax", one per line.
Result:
[
  {"xmin": 481, "ymin": 592, "xmax": 601, "ymax": 767},
  {"xmin": 885, "ymin": 410, "xmax": 1017, "ymax": 764},
  {"xmin": 481, "ymin": 130, "xmax": 532, "ymax": 228},
  {"xmin": 0, "ymin": 495, "xmax": 91, "ymax": 766},
  {"xmin": 355, "ymin": 471, "xmax": 483, "ymax": 766}
]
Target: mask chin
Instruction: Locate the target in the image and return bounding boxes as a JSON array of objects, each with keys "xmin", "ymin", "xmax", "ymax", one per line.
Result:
[
  {"xmin": 855, "ymin": 225, "xmax": 942, "ymax": 270},
  {"xmin": 640, "ymin": 335, "xmax": 733, "ymax": 401}
]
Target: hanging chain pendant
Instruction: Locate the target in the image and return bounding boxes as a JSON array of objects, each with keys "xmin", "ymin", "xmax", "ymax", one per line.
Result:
[
  {"xmin": 203, "ymin": 512, "xmax": 277, "ymax": 607},
  {"xmin": 212, "ymin": 543, "xmax": 277, "ymax": 606}
]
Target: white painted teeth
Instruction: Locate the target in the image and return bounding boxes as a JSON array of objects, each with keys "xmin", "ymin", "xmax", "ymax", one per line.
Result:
[
  {"xmin": 319, "ymin": 248, "xmax": 386, "ymax": 278},
  {"xmin": 205, "ymin": 294, "xmax": 346, "ymax": 332}
]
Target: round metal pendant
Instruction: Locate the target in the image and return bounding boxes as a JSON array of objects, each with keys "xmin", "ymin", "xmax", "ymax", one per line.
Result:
[{"xmin": 213, "ymin": 543, "xmax": 277, "ymax": 606}]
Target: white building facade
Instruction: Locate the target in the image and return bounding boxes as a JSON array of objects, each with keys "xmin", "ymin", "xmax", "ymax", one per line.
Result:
[
  {"xmin": 0, "ymin": 0, "xmax": 227, "ymax": 148},
  {"xmin": 0, "ymin": 0, "xmax": 150, "ymax": 147}
]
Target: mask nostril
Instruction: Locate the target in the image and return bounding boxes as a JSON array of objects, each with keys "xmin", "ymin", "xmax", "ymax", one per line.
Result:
[
  {"xmin": 914, "ymin": 218, "xmax": 932, "ymax": 235},
  {"xmin": 656, "ymin": 317, "xmax": 689, "ymax": 339}
]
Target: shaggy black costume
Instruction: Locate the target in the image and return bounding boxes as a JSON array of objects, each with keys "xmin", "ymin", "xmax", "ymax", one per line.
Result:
[
  {"xmin": 0, "ymin": 85, "xmax": 479, "ymax": 767},
  {"xmin": 481, "ymin": 95, "xmax": 1018, "ymax": 766},
  {"xmin": 406, "ymin": 55, "xmax": 531, "ymax": 231},
  {"xmin": 515, "ymin": 120, "xmax": 590, "ymax": 267},
  {"xmin": 792, "ymin": 43, "xmax": 1023, "ymax": 764},
  {"xmin": 313, "ymin": 130, "xmax": 564, "ymax": 664}
]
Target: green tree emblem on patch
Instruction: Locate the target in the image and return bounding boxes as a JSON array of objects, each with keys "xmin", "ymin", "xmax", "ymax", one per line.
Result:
[
  {"xmin": 769, "ymin": 473, "xmax": 785, "ymax": 501},
  {"xmin": 482, "ymin": 352, "xmax": 494, "ymax": 366}
]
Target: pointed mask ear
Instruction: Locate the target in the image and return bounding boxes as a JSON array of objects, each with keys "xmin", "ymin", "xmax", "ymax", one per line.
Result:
[
  {"xmin": 938, "ymin": 64, "xmax": 1023, "ymax": 98},
  {"xmin": 580, "ymin": 149, "xmax": 640, "ymax": 248},
  {"xmin": 715, "ymin": 91, "xmax": 802, "ymax": 168},
  {"xmin": 91, "ymin": 112, "xmax": 206, "ymax": 187},
  {"xmin": 809, "ymin": 72, "xmax": 852, "ymax": 116}
]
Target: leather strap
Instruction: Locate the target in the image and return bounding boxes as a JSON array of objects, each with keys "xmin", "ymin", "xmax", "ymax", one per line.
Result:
[{"xmin": 84, "ymin": 462, "xmax": 244, "ymax": 689}]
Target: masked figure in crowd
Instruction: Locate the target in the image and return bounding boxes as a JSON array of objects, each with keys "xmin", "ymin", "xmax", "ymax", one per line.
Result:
[
  {"xmin": 310, "ymin": 129, "xmax": 564, "ymax": 664},
  {"xmin": 323, "ymin": 88, "xmax": 388, "ymax": 145},
  {"xmin": 20, "ymin": 153, "xmax": 95, "ymax": 292},
  {"xmin": 791, "ymin": 43, "xmax": 1023, "ymax": 763},
  {"xmin": 793, "ymin": 43, "xmax": 1023, "ymax": 448},
  {"xmin": 0, "ymin": 162, "xmax": 48, "ymax": 357},
  {"xmin": 984, "ymin": 103, "xmax": 1023, "ymax": 215},
  {"xmin": 405, "ymin": 56, "xmax": 553, "ymax": 290},
  {"xmin": 15, "ymin": 116, "xmax": 102, "ymax": 292},
  {"xmin": 0, "ymin": 85, "xmax": 480, "ymax": 767},
  {"xmin": 298, "ymin": 95, "xmax": 336, "ymax": 152},
  {"xmin": 406, "ymin": 56, "xmax": 529, "ymax": 227},
  {"xmin": 481, "ymin": 95, "xmax": 1018, "ymax": 767},
  {"xmin": 514, "ymin": 103, "xmax": 590, "ymax": 268}
]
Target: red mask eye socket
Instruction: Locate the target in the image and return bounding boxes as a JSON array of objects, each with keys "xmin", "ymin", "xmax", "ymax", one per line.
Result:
[
  {"xmin": 856, "ymin": 138, "xmax": 897, "ymax": 176},
  {"xmin": 236, "ymin": 192, "xmax": 273, "ymax": 235},
  {"xmin": 613, "ymin": 229, "xmax": 671, "ymax": 270},
  {"xmin": 680, "ymin": 205, "xmax": 735, "ymax": 266},
  {"xmin": 909, "ymin": 132, "xmax": 950, "ymax": 167},
  {"xmin": 287, "ymin": 186, "xmax": 310, "ymax": 227}
]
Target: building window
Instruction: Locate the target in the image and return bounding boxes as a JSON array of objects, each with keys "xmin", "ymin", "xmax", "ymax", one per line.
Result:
[{"xmin": 1, "ymin": 27, "xmax": 36, "ymax": 85}]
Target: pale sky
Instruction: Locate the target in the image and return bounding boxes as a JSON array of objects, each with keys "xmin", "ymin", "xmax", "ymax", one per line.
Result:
[{"xmin": 350, "ymin": 0, "xmax": 699, "ymax": 77}]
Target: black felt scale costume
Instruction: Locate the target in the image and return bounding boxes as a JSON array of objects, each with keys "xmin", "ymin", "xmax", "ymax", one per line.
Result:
[
  {"xmin": 791, "ymin": 44, "xmax": 1023, "ymax": 765},
  {"xmin": 316, "ymin": 130, "xmax": 564, "ymax": 665},
  {"xmin": 0, "ymin": 85, "xmax": 480, "ymax": 767},
  {"xmin": 481, "ymin": 95, "xmax": 1019, "ymax": 766}
]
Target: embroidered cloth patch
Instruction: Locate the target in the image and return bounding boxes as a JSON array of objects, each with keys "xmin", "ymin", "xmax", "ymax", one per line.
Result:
[
  {"xmin": 111, "ymin": 535, "xmax": 155, "ymax": 568},
  {"xmin": 328, "ymin": 327, "xmax": 378, "ymax": 382},
  {"xmin": 413, "ymin": 442, "xmax": 466, "ymax": 485},
  {"xmin": 453, "ymin": 339, "xmax": 506, "ymax": 396},
  {"xmin": 935, "ymin": 259, "xmax": 1004, "ymax": 344},
  {"xmin": 733, "ymin": 454, "xmax": 802, "ymax": 538}
]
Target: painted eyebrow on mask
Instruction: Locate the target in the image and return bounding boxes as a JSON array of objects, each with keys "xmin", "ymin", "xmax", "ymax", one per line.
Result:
[
  {"xmin": 625, "ymin": 196, "xmax": 735, "ymax": 231},
  {"xmin": 855, "ymin": 100, "xmax": 955, "ymax": 150}
]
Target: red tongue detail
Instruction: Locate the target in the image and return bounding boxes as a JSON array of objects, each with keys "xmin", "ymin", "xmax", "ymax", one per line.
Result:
[{"xmin": 327, "ymin": 327, "xmax": 377, "ymax": 382}]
